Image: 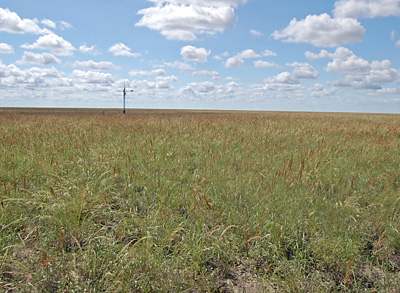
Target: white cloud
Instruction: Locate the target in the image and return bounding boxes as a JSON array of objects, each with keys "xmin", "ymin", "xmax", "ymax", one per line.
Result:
[
  {"xmin": 272, "ymin": 13, "xmax": 365, "ymax": 47},
  {"xmin": 0, "ymin": 61, "xmax": 73, "ymax": 88},
  {"xmin": 156, "ymin": 75, "xmax": 179, "ymax": 82},
  {"xmin": 324, "ymin": 47, "xmax": 375, "ymax": 74},
  {"xmin": 183, "ymin": 81, "xmax": 238, "ymax": 96},
  {"xmin": 310, "ymin": 47, "xmax": 400, "ymax": 89},
  {"xmin": 72, "ymin": 60, "xmax": 121, "ymax": 71},
  {"xmin": 376, "ymin": 88, "xmax": 400, "ymax": 94},
  {"xmin": 109, "ymin": 43, "xmax": 141, "ymax": 57},
  {"xmin": 333, "ymin": 0, "xmax": 400, "ymax": 18},
  {"xmin": 213, "ymin": 51, "xmax": 230, "ymax": 60},
  {"xmin": 225, "ymin": 49, "xmax": 262, "ymax": 68},
  {"xmin": 287, "ymin": 62, "xmax": 319, "ymax": 79},
  {"xmin": 79, "ymin": 45, "xmax": 99, "ymax": 55},
  {"xmin": 265, "ymin": 72, "xmax": 299, "ymax": 84},
  {"xmin": 135, "ymin": 1, "xmax": 244, "ymax": 41},
  {"xmin": 0, "ymin": 43, "xmax": 14, "ymax": 54},
  {"xmin": 309, "ymin": 83, "xmax": 325, "ymax": 92},
  {"xmin": 225, "ymin": 57, "xmax": 244, "ymax": 68},
  {"xmin": 129, "ymin": 69, "xmax": 166, "ymax": 76},
  {"xmin": 308, "ymin": 47, "xmax": 393, "ymax": 75},
  {"xmin": 179, "ymin": 85, "xmax": 196, "ymax": 95},
  {"xmin": 41, "ymin": 19, "xmax": 56, "ymax": 28},
  {"xmin": 256, "ymin": 72, "xmax": 303, "ymax": 92},
  {"xmin": 253, "ymin": 60, "xmax": 278, "ymax": 68},
  {"xmin": 58, "ymin": 21, "xmax": 73, "ymax": 30},
  {"xmin": 192, "ymin": 70, "xmax": 220, "ymax": 79},
  {"xmin": 396, "ymin": 40, "xmax": 400, "ymax": 47},
  {"xmin": 16, "ymin": 51, "xmax": 61, "ymax": 65},
  {"xmin": 330, "ymin": 76, "xmax": 382, "ymax": 89},
  {"xmin": 190, "ymin": 81, "xmax": 216, "ymax": 92},
  {"xmin": 0, "ymin": 61, "xmax": 23, "ymax": 79},
  {"xmin": 21, "ymin": 34, "xmax": 76, "ymax": 56},
  {"xmin": 262, "ymin": 49, "xmax": 277, "ymax": 57},
  {"xmin": 250, "ymin": 29, "xmax": 264, "ymax": 36},
  {"xmin": 73, "ymin": 70, "xmax": 114, "ymax": 85},
  {"xmin": 181, "ymin": 45, "xmax": 210, "ymax": 62},
  {"xmin": 164, "ymin": 60, "xmax": 194, "ymax": 70},
  {"xmin": 40, "ymin": 20, "xmax": 73, "ymax": 30},
  {"xmin": 157, "ymin": 81, "xmax": 173, "ymax": 89},
  {"xmin": 0, "ymin": 8, "xmax": 51, "ymax": 35},
  {"xmin": 148, "ymin": 0, "xmax": 247, "ymax": 6},
  {"xmin": 236, "ymin": 49, "xmax": 260, "ymax": 59},
  {"xmin": 227, "ymin": 81, "xmax": 239, "ymax": 87},
  {"xmin": 305, "ymin": 49, "xmax": 333, "ymax": 60},
  {"xmin": 309, "ymin": 84, "xmax": 337, "ymax": 97}
]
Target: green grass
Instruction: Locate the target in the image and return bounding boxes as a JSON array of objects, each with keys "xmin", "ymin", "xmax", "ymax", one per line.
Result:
[{"xmin": 1, "ymin": 109, "xmax": 400, "ymax": 291}]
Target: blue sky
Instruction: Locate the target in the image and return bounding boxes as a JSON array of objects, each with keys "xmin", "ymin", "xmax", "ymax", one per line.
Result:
[{"xmin": 1, "ymin": 0, "xmax": 400, "ymax": 112}]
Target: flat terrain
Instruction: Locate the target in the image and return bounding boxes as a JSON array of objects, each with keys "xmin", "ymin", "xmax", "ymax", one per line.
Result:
[{"xmin": 1, "ymin": 108, "xmax": 400, "ymax": 291}]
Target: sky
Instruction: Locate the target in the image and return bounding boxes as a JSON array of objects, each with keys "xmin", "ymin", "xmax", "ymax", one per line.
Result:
[{"xmin": 1, "ymin": 0, "xmax": 400, "ymax": 113}]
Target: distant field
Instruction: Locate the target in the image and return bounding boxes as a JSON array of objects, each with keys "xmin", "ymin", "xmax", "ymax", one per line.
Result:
[{"xmin": 1, "ymin": 108, "xmax": 400, "ymax": 291}]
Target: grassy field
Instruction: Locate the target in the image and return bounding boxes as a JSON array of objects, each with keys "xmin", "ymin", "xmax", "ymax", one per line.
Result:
[{"xmin": 1, "ymin": 108, "xmax": 400, "ymax": 291}]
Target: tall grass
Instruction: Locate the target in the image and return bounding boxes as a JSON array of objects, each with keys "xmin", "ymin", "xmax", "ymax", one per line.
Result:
[{"xmin": 1, "ymin": 109, "xmax": 399, "ymax": 291}]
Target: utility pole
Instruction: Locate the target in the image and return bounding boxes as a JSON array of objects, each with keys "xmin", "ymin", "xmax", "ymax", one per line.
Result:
[
  {"xmin": 122, "ymin": 81, "xmax": 133, "ymax": 115},
  {"xmin": 123, "ymin": 82, "xmax": 127, "ymax": 114}
]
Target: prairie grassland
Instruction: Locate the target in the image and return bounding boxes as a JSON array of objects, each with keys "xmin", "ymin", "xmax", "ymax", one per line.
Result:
[{"xmin": 1, "ymin": 109, "xmax": 400, "ymax": 291}]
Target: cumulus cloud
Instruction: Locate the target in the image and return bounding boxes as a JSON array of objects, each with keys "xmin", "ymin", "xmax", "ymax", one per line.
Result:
[
  {"xmin": 58, "ymin": 21, "xmax": 73, "ymax": 30},
  {"xmin": 156, "ymin": 75, "xmax": 179, "ymax": 82},
  {"xmin": 147, "ymin": 0, "xmax": 247, "ymax": 6},
  {"xmin": 213, "ymin": 51, "xmax": 230, "ymax": 60},
  {"xmin": 375, "ymin": 88, "xmax": 400, "ymax": 94},
  {"xmin": 72, "ymin": 60, "xmax": 121, "ymax": 71},
  {"xmin": 0, "ymin": 61, "xmax": 73, "ymax": 88},
  {"xmin": 305, "ymin": 49, "xmax": 332, "ymax": 60},
  {"xmin": 309, "ymin": 83, "xmax": 337, "ymax": 97},
  {"xmin": 250, "ymin": 29, "xmax": 264, "ymax": 36},
  {"xmin": 307, "ymin": 47, "xmax": 387, "ymax": 75},
  {"xmin": 236, "ymin": 49, "xmax": 260, "ymax": 59},
  {"xmin": 190, "ymin": 81, "xmax": 216, "ymax": 92},
  {"xmin": 287, "ymin": 62, "xmax": 319, "ymax": 79},
  {"xmin": 192, "ymin": 70, "xmax": 220, "ymax": 79},
  {"xmin": 253, "ymin": 60, "xmax": 278, "ymax": 68},
  {"xmin": 262, "ymin": 49, "xmax": 277, "ymax": 57},
  {"xmin": 333, "ymin": 0, "xmax": 400, "ymax": 18},
  {"xmin": 16, "ymin": 51, "xmax": 61, "ymax": 65},
  {"xmin": 164, "ymin": 60, "xmax": 194, "ymax": 70},
  {"xmin": 73, "ymin": 70, "xmax": 114, "ymax": 85},
  {"xmin": 225, "ymin": 57, "xmax": 244, "ymax": 68},
  {"xmin": 40, "ymin": 19, "xmax": 73, "ymax": 30},
  {"xmin": 0, "ymin": 43, "xmax": 14, "ymax": 54},
  {"xmin": 41, "ymin": 19, "xmax": 56, "ymax": 28},
  {"xmin": 0, "ymin": 8, "xmax": 51, "ymax": 35},
  {"xmin": 272, "ymin": 13, "xmax": 365, "ymax": 47},
  {"xmin": 308, "ymin": 47, "xmax": 400, "ymax": 89},
  {"xmin": 156, "ymin": 81, "xmax": 172, "ymax": 89},
  {"xmin": 135, "ymin": 0, "xmax": 247, "ymax": 41},
  {"xmin": 265, "ymin": 72, "xmax": 299, "ymax": 84},
  {"xmin": 225, "ymin": 49, "xmax": 263, "ymax": 68},
  {"xmin": 109, "ymin": 43, "xmax": 141, "ymax": 57},
  {"xmin": 129, "ymin": 69, "xmax": 166, "ymax": 76},
  {"xmin": 79, "ymin": 45, "xmax": 99, "ymax": 55},
  {"xmin": 0, "ymin": 61, "xmax": 22, "ymax": 79},
  {"xmin": 21, "ymin": 34, "xmax": 76, "ymax": 56},
  {"xmin": 181, "ymin": 46, "xmax": 210, "ymax": 62},
  {"xmin": 255, "ymin": 72, "xmax": 303, "ymax": 92}
]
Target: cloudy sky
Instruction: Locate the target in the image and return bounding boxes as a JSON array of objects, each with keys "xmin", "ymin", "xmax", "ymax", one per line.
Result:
[{"xmin": 1, "ymin": 0, "xmax": 400, "ymax": 112}]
